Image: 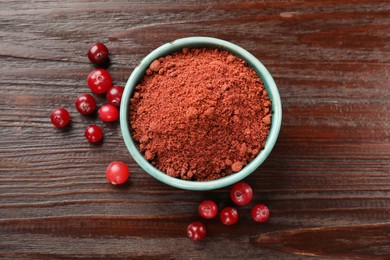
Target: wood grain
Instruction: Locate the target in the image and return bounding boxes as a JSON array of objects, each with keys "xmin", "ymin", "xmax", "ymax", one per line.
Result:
[
  {"xmin": 257, "ymin": 224, "xmax": 390, "ymax": 259},
  {"xmin": 1, "ymin": 0, "xmax": 389, "ymax": 259}
]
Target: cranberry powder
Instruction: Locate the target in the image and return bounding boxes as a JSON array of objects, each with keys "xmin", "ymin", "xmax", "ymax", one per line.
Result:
[{"xmin": 130, "ymin": 48, "xmax": 271, "ymax": 181}]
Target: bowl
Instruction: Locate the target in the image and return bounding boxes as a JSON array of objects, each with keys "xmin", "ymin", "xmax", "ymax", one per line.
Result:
[{"xmin": 120, "ymin": 36, "xmax": 282, "ymax": 190}]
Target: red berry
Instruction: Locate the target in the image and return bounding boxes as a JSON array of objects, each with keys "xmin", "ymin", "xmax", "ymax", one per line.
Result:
[
  {"xmin": 106, "ymin": 161, "xmax": 130, "ymax": 185},
  {"xmin": 98, "ymin": 104, "xmax": 119, "ymax": 122},
  {"xmin": 87, "ymin": 69, "xmax": 112, "ymax": 94},
  {"xmin": 220, "ymin": 207, "xmax": 239, "ymax": 225},
  {"xmin": 87, "ymin": 42, "xmax": 109, "ymax": 65},
  {"xmin": 251, "ymin": 204, "xmax": 270, "ymax": 222},
  {"xmin": 230, "ymin": 182, "xmax": 253, "ymax": 206},
  {"xmin": 187, "ymin": 221, "xmax": 206, "ymax": 241},
  {"xmin": 75, "ymin": 94, "xmax": 96, "ymax": 115},
  {"xmin": 50, "ymin": 108, "xmax": 70, "ymax": 128},
  {"xmin": 84, "ymin": 125, "xmax": 103, "ymax": 143},
  {"xmin": 106, "ymin": 86, "xmax": 124, "ymax": 107},
  {"xmin": 198, "ymin": 200, "xmax": 218, "ymax": 219}
]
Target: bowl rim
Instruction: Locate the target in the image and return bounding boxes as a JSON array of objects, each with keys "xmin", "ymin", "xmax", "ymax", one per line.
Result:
[{"xmin": 120, "ymin": 36, "xmax": 282, "ymax": 190}]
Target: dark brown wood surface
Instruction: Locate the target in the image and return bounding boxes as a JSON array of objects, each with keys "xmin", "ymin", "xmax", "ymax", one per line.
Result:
[{"xmin": 1, "ymin": 1, "xmax": 389, "ymax": 259}]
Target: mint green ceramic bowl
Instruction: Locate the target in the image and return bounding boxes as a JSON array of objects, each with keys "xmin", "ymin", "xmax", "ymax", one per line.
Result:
[{"xmin": 120, "ymin": 37, "xmax": 282, "ymax": 190}]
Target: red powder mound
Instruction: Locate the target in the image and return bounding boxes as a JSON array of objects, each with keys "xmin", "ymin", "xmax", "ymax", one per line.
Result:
[{"xmin": 130, "ymin": 48, "xmax": 271, "ymax": 181}]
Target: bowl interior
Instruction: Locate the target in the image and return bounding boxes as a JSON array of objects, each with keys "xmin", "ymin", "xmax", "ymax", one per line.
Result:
[{"xmin": 120, "ymin": 37, "xmax": 282, "ymax": 190}]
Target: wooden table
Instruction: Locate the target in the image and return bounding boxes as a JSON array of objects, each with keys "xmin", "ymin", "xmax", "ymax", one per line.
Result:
[{"xmin": 1, "ymin": 1, "xmax": 389, "ymax": 259}]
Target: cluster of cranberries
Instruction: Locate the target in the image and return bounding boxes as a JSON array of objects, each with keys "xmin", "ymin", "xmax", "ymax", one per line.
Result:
[
  {"xmin": 187, "ymin": 182, "xmax": 270, "ymax": 241},
  {"xmin": 50, "ymin": 42, "xmax": 129, "ymax": 185}
]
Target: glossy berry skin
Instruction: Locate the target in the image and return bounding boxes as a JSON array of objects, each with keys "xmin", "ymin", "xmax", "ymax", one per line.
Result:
[
  {"xmin": 106, "ymin": 161, "xmax": 130, "ymax": 185},
  {"xmin": 98, "ymin": 104, "xmax": 119, "ymax": 122},
  {"xmin": 106, "ymin": 86, "xmax": 124, "ymax": 107},
  {"xmin": 50, "ymin": 108, "xmax": 70, "ymax": 128},
  {"xmin": 87, "ymin": 69, "xmax": 112, "ymax": 94},
  {"xmin": 84, "ymin": 125, "xmax": 103, "ymax": 143},
  {"xmin": 187, "ymin": 221, "xmax": 206, "ymax": 241},
  {"xmin": 251, "ymin": 204, "xmax": 270, "ymax": 222},
  {"xmin": 75, "ymin": 94, "xmax": 96, "ymax": 115},
  {"xmin": 230, "ymin": 182, "xmax": 253, "ymax": 206},
  {"xmin": 198, "ymin": 200, "xmax": 218, "ymax": 219},
  {"xmin": 220, "ymin": 207, "xmax": 239, "ymax": 225},
  {"xmin": 87, "ymin": 42, "xmax": 109, "ymax": 65}
]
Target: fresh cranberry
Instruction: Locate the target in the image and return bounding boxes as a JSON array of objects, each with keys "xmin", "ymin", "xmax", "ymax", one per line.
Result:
[
  {"xmin": 106, "ymin": 86, "xmax": 124, "ymax": 107},
  {"xmin": 187, "ymin": 221, "xmax": 206, "ymax": 241},
  {"xmin": 84, "ymin": 125, "xmax": 103, "ymax": 143},
  {"xmin": 98, "ymin": 104, "xmax": 119, "ymax": 122},
  {"xmin": 251, "ymin": 204, "xmax": 270, "ymax": 222},
  {"xmin": 75, "ymin": 94, "xmax": 96, "ymax": 115},
  {"xmin": 198, "ymin": 200, "xmax": 218, "ymax": 219},
  {"xmin": 220, "ymin": 207, "xmax": 239, "ymax": 225},
  {"xmin": 87, "ymin": 42, "xmax": 109, "ymax": 65},
  {"xmin": 106, "ymin": 161, "xmax": 130, "ymax": 185},
  {"xmin": 230, "ymin": 182, "xmax": 253, "ymax": 206},
  {"xmin": 50, "ymin": 108, "xmax": 70, "ymax": 128},
  {"xmin": 87, "ymin": 69, "xmax": 112, "ymax": 94}
]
